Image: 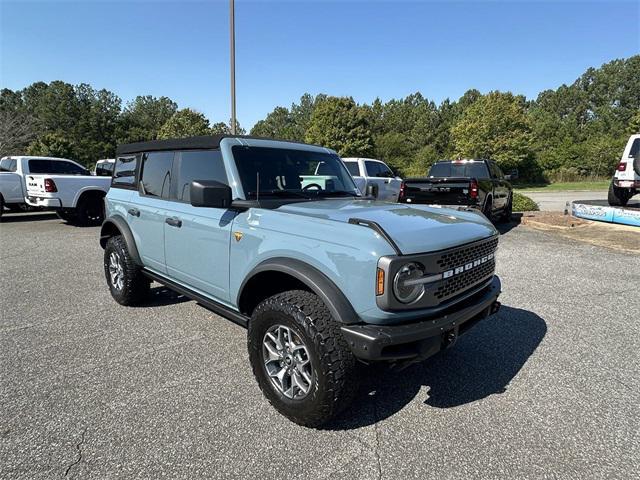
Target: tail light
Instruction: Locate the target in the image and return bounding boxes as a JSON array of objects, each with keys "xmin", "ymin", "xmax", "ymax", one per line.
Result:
[
  {"xmin": 469, "ymin": 178, "xmax": 479, "ymax": 199},
  {"xmin": 44, "ymin": 178, "xmax": 57, "ymax": 193},
  {"xmin": 399, "ymin": 182, "xmax": 405, "ymax": 200},
  {"xmin": 617, "ymin": 162, "xmax": 627, "ymax": 172}
]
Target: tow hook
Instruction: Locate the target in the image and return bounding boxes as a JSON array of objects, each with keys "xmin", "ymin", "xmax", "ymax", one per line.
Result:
[
  {"xmin": 442, "ymin": 328, "xmax": 457, "ymax": 349},
  {"xmin": 491, "ymin": 301, "xmax": 501, "ymax": 315}
]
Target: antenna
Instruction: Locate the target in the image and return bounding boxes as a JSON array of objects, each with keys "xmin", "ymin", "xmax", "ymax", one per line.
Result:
[{"xmin": 256, "ymin": 171, "xmax": 260, "ymax": 201}]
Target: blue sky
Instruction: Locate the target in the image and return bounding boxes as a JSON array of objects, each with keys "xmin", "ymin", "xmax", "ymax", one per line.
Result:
[{"xmin": 1, "ymin": 1, "xmax": 638, "ymax": 129}]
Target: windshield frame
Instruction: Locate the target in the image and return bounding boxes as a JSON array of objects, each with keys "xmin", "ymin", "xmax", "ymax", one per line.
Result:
[{"xmin": 229, "ymin": 143, "xmax": 361, "ymax": 201}]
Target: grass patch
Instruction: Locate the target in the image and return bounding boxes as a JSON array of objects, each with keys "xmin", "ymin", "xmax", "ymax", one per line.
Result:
[
  {"xmin": 514, "ymin": 180, "xmax": 609, "ymax": 192},
  {"xmin": 513, "ymin": 192, "xmax": 539, "ymax": 212}
]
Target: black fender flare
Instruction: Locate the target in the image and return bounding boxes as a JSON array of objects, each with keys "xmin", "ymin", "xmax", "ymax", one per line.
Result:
[
  {"xmin": 99, "ymin": 215, "xmax": 142, "ymax": 265},
  {"xmin": 238, "ymin": 258, "xmax": 360, "ymax": 324}
]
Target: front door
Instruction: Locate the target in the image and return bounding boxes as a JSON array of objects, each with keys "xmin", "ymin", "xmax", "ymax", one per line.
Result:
[{"xmin": 163, "ymin": 150, "xmax": 234, "ymax": 303}]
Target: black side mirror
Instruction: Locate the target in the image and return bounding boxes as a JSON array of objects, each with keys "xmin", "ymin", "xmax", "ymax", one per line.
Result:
[{"xmin": 190, "ymin": 180, "xmax": 232, "ymax": 208}]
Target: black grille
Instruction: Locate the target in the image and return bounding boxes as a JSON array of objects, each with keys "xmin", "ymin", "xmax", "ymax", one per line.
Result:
[
  {"xmin": 436, "ymin": 237, "xmax": 499, "ymax": 271},
  {"xmin": 434, "ymin": 260, "xmax": 495, "ymax": 301}
]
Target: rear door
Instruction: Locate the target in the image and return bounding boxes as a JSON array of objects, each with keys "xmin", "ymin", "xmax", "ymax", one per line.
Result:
[
  {"xmin": 163, "ymin": 150, "xmax": 234, "ymax": 302},
  {"xmin": 127, "ymin": 151, "xmax": 174, "ymax": 273},
  {"xmin": 488, "ymin": 161, "xmax": 508, "ymax": 209}
]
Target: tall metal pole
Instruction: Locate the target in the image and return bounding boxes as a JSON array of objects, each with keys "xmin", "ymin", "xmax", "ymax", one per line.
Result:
[{"xmin": 230, "ymin": 0, "xmax": 236, "ymax": 135}]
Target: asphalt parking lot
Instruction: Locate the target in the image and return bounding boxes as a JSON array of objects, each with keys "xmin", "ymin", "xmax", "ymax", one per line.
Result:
[{"xmin": 1, "ymin": 212, "xmax": 638, "ymax": 479}]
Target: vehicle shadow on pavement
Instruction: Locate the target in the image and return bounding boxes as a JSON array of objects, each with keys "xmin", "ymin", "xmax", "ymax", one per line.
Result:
[
  {"xmin": 328, "ymin": 306, "xmax": 546, "ymax": 429},
  {"xmin": 495, "ymin": 214, "xmax": 522, "ymax": 235},
  {"xmin": 133, "ymin": 286, "xmax": 191, "ymax": 308},
  {"xmin": 0, "ymin": 212, "xmax": 58, "ymax": 223}
]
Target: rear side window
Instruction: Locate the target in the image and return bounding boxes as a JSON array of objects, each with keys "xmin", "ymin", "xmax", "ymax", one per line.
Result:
[
  {"xmin": 28, "ymin": 159, "xmax": 55, "ymax": 173},
  {"xmin": 171, "ymin": 150, "xmax": 227, "ymax": 202},
  {"xmin": 0, "ymin": 158, "xmax": 17, "ymax": 172},
  {"xmin": 344, "ymin": 161, "xmax": 360, "ymax": 176},
  {"xmin": 112, "ymin": 155, "xmax": 138, "ymax": 187},
  {"xmin": 629, "ymin": 139, "xmax": 640, "ymax": 158},
  {"xmin": 429, "ymin": 162, "xmax": 490, "ymax": 179},
  {"xmin": 141, "ymin": 151, "xmax": 174, "ymax": 198}
]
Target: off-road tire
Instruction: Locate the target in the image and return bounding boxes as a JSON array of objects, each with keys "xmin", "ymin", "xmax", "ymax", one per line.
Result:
[
  {"xmin": 608, "ymin": 180, "xmax": 629, "ymax": 207},
  {"xmin": 482, "ymin": 197, "xmax": 494, "ymax": 223},
  {"xmin": 248, "ymin": 290, "xmax": 359, "ymax": 428},
  {"xmin": 499, "ymin": 195, "xmax": 513, "ymax": 223},
  {"xmin": 77, "ymin": 196, "xmax": 105, "ymax": 226},
  {"xmin": 104, "ymin": 235, "xmax": 150, "ymax": 306}
]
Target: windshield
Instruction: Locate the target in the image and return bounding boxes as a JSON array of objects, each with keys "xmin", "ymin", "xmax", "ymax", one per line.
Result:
[
  {"xmin": 428, "ymin": 162, "xmax": 490, "ymax": 179},
  {"xmin": 232, "ymin": 146, "xmax": 360, "ymax": 199}
]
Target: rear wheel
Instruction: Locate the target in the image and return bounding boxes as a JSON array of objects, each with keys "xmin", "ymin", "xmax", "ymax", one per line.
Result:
[
  {"xmin": 77, "ymin": 195, "xmax": 105, "ymax": 226},
  {"xmin": 248, "ymin": 290, "xmax": 359, "ymax": 428},
  {"xmin": 608, "ymin": 180, "xmax": 629, "ymax": 207},
  {"xmin": 499, "ymin": 195, "xmax": 513, "ymax": 222},
  {"xmin": 56, "ymin": 210, "xmax": 77, "ymax": 223},
  {"xmin": 104, "ymin": 235, "xmax": 150, "ymax": 306},
  {"xmin": 482, "ymin": 197, "xmax": 494, "ymax": 222}
]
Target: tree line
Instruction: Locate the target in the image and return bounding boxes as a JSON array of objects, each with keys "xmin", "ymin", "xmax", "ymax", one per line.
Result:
[{"xmin": 1, "ymin": 55, "xmax": 638, "ymax": 181}]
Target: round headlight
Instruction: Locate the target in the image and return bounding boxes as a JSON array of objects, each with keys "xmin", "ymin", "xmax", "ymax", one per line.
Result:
[{"xmin": 393, "ymin": 262, "xmax": 425, "ymax": 304}]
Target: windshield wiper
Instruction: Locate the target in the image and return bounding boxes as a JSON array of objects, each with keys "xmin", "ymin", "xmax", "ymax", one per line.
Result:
[
  {"xmin": 317, "ymin": 190, "xmax": 360, "ymax": 197},
  {"xmin": 252, "ymin": 189, "xmax": 313, "ymax": 199}
]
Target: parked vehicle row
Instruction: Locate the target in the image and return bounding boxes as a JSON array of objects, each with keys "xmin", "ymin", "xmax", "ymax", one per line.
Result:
[
  {"xmin": 99, "ymin": 135, "xmax": 502, "ymax": 427},
  {"xmin": 0, "ymin": 156, "xmax": 110, "ymax": 224}
]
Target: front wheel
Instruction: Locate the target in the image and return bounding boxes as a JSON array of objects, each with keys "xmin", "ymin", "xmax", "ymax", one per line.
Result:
[
  {"xmin": 248, "ymin": 290, "xmax": 359, "ymax": 428},
  {"xmin": 608, "ymin": 180, "xmax": 629, "ymax": 207},
  {"xmin": 104, "ymin": 236, "xmax": 150, "ymax": 306}
]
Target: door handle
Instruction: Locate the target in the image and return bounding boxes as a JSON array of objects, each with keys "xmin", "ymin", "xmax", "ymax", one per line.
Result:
[
  {"xmin": 128, "ymin": 208, "xmax": 140, "ymax": 217},
  {"xmin": 165, "ymin": 217, "xmax": 182, "ymax": 228}
]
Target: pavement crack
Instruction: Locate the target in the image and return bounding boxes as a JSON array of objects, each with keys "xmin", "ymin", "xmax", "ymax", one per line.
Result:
[{"xmin": 64, "ymin": 427, "xmax": 87, "ymax": 477}]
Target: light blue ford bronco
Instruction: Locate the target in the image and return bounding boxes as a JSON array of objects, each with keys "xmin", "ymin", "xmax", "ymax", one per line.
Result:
[{"xmin": 100, "ymin": 135, "xmax": 502, "ymax": 427}]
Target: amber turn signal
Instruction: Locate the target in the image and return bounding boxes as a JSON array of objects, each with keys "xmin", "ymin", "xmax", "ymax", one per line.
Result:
[{"xmin": 376, "ymin": 268, "xmax": 385, "ymax": 296}]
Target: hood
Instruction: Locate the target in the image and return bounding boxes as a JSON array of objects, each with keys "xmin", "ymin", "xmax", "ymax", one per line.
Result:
[{"xmin": 276, "ymin": 199, "xmax": 497, "ymax": 255}]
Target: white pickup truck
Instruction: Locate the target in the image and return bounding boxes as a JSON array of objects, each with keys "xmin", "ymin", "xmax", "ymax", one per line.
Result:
[
  {"xmin": 0, "ymin": 156, "xmax": 111, "ymax": 225},
  {"xmin": 608, "ymin": 134, "xmax": 639, "ymax": 206},
  {"xmin": 342, "ymin": 157, "xmax": 402, "ymax": 202}
]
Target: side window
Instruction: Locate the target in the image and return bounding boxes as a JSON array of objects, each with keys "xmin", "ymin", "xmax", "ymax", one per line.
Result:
[
  {"xmin": 141, "ymin": 151, "xmax": 174, "ymax": 198},
  {"xmin": 378, "ymin": 163, "xmax": 394, "ymax": 178},
  {"xmin": 28, "ymin": 159, "xmax": 53, "ymax": 173},
  {"xmin": 0, "ymin": 158, "xmax": 16, "ymax": 172},
  {"xmin": 344, "ymin": 161, "xmax": 360, "ymax": 176},
  {"xmin": 488, "ymin": 162, "xmax": 500, "ymax": 179},
  {"xmin": 365, "ymin": 161, "xmax": 381, "ymax": 177},
  {"xmin": 96, "ymin": 162, "xmax": 114, "ymax": 176},
  {"xmin": 112, "ymin": 155, "xmax": 138, "ymax": 187},
  {"xmin": 171, "ymin": 150, "xmax": 227, "ymax": 203},
  {"xmin": 55, "ymin": 161, "xmax": 88, "ymax": 175},
  {"xmin": 492, "ymin": 163, "xmax": 505, "ymax": 179},
  {"xmin": 629, "ymin": 138, "xmax": 640, "ymax": 158}
]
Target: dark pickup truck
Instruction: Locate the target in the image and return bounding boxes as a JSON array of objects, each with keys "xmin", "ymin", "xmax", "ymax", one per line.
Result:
[{"xmin": 398, "ymin": 159, "xmax": 513, "ymax": 222}]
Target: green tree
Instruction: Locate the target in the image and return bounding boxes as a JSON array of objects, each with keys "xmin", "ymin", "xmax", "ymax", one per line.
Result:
[
  {"xmin": 118, "ymin": 95, "xmax": 177, "ymax": 143},
  {"xmin": 158, "ymin": 108, "xmax": 211, "ymax": 139},
  {"xmin": 305, "ymin": 97, "xmax": 373, "ymax": 156},
  {"xmin": 451, "ymin": 91, "xmax": 532, "ymax": 171},
  {"xmin": 27, "ymin": 132, "xmax": 76, "ymax": 159}
]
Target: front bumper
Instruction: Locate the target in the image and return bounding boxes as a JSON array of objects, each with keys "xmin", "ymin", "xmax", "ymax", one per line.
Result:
[
  {"xmin": 341, "ymin": 276, "xmax": 501, "ymax": 362},
  {"xmin": 26, "ymin": 196, "xmax": 62, "ymax": 208}
]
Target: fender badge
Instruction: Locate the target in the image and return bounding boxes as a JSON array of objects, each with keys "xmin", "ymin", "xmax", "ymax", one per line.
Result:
[{"xmin": 233, "ymin": 231, "xmax": 243, "ymax": 242}]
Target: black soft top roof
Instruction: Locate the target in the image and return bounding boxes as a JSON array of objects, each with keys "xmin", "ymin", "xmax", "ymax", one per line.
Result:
[{"xmin": 115, "ymin": 135, "xmax": 311, "ymax": 156}]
